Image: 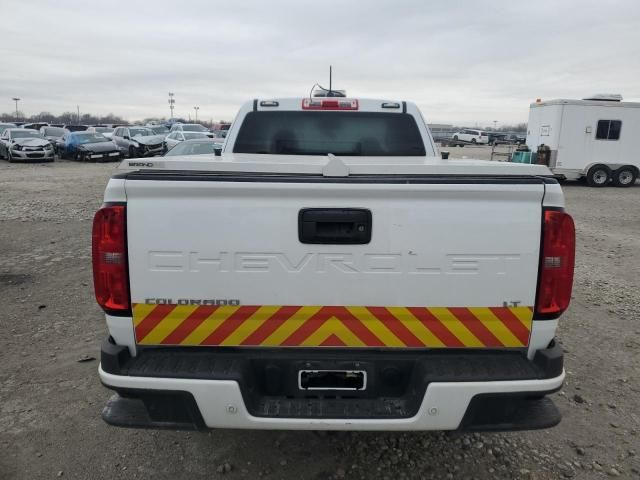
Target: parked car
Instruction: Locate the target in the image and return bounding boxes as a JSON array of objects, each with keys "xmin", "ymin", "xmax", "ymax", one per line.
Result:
[
  {"xmin": 163, "ymin": 138, "xmax": 223, "ymax": 157},
  {"xmin": 169, "ymin": 123, "xmax": 213, "ymax": 137},
  {"xmin": 452, "ymin": 129, "xmax": 489, "ymax": 145},
  {"xmin": 163, "ymin": 119, "xmax": 184, "ymax": 130},
  {"xmin": 148, "ymin": 125, "xmax": 169, "ymax": 136},
  {"xmin": 487, "ymin": 132, "xmax": 508, "ymax": 145},
  {"xmin": 112, "ymin": 126, "xmax": 165, "ymax": 158},
  {"xmin": 61, "ymin": 131, "xmax": 121, "ymax": 161},
  {"xmin": 0, "ymin": 128, "xmax": 55, "ymax": 162},
  {"xmin": 87, "ymin": 126, "xmax": 115, "ymax": 139},
  {"xmin": 22, "ymin": 122, "xmax": 49, "ymax": 130},
  {"xmin": 0, "ymin": 122, "xmax": 17, "ymax": 135},
  {"xmin": 62, "ymin": 124, "xmax": 89, "ymax": 132},
  {"xmin": 501, "ymin": 133, "xmax": 526, "ymax": 145},
  {"xmin": 211, "ymin": 122, "xmax": 231, "ymax": 138},
  {"xmin": 164, "ymin": 131, "xmax": 211, "ymax": 151},
  {"xmin": 40, "ymin": 126, "xmax": 66, "ymax": 154}
]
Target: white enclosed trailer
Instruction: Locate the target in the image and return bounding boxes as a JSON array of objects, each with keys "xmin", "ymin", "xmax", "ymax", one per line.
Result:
[{"xmin": 526, "ymin": 96, "xmax": 640, "ymax": 186}]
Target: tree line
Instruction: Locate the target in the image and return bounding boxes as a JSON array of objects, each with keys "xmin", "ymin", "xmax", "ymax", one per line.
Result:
[
  {"xmin": 487, "ymin": 123, "xmax": 527, "ymax": 133},
  {"xmin": 0, "ymin": 112, "xmax": 226, "ymax": 128},
  {"xmin": 0, "ymin": 111, "xmax": 127, "ymax": 125}
]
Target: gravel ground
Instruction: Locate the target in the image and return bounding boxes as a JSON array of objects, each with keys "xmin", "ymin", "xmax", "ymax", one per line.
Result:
[{"xmin": 0, "ymin": 154, "xmax": 638, "ymax": 480}]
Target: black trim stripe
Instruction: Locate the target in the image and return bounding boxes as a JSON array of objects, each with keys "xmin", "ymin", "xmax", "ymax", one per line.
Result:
[
  {"xmin": 402, "ymin": 101, "xmax": 407, "ymax": 113},
  {"xmin": 252, "ymin": 99, "xmax": 258, "ymax": 112},
  {"xmin": 112, "ymin": 170, "xmax": 557, "ymax": 185}
]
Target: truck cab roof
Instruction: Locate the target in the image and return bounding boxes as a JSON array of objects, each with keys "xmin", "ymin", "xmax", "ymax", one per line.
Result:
[
  {"xmin": 249, "ymin": 97, "xmax": 408, "ymax": 112},
  {"xmin": 118, "ymin": 97, "xmax": 553, "ymax": 178}
]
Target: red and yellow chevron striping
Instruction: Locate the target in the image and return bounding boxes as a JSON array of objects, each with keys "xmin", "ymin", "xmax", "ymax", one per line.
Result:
[{"xmin": 132, "ymin": 304, "xmax": 533, "ymax": 348}]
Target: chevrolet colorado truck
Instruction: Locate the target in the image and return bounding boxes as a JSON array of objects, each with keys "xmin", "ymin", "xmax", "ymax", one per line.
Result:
[{"xmin": 95, "ymin": 97, "xmax": 574, "ymax": 431}]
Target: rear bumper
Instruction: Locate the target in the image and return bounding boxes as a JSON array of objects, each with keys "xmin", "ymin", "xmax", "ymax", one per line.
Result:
[{"xmin": 99, "ymin": 340, "xmax": 565, "ymax": 431}]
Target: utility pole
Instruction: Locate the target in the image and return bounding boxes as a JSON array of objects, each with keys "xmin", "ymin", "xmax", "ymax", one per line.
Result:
[
  {"xmin": 168, "ymin": 92, "xmax": 175, "ymax": 120},
  {"xmin": 77, "ymin": 105, "xmax": 80, "ymax": 124},
  {"xmin": 493, "ymin": 120, "xmax": 498, "ymax": 130},
  {"xmin": 12, "ymin": 98, "xmax": 20, "ymax": 121},
  {"xmin": 194, "ymin": 105, "xmax": 199, "ymax": 122}
]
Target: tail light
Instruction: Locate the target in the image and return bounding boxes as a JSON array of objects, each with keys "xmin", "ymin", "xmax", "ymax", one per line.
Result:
[
  {"xmin": 535, "ymin": 209, "xmax": 575, "ymax": 319},
  {"xmin": 92, "ymin": 204, "xmax": 130, "ymax": 315},
  {"xmin": 302, "ymin": 98, "xmax": 359, "ymax": 110}
]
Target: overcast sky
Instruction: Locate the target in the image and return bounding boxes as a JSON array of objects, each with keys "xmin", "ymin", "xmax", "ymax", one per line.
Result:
[{"xmin": 1, "ymin": 0, "xmax": 639, "ymax": 126}]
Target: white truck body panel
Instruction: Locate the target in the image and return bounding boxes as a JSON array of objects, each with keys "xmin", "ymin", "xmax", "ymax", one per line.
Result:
[
  {"xmin": 104, "ymin": 179, "xmax": 564, "ymax": 358},
  {"xmin": 102, "ymin": 178, "xmax": 565, "ymax": 358},
  {"xmin": 126, "ymin": 180, "xmax": 542, "ymax": 315},
  {"xmin": 526, "ymin": 99, "xmax": 640, "ymax": 180},
  {"xmin": 108, "ymin": 99, "xmax": 559, "ymax": 352},
  {"xmin": 97, "ymin": 97, "xmax": 570, "ymax": 431}
]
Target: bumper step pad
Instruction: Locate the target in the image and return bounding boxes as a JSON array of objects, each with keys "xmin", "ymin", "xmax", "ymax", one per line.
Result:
[
  {"xmin": 102, "ymin": 392, "xmax": 205, "ymax": 431},
  {"xmin": 460, "ymin": 394, "xmax": 561, "ymax": 431}
]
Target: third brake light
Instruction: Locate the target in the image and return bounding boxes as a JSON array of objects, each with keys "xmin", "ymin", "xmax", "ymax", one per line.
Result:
[{"xmin": 302, "ymin": 98, "xmax": 359, "ymax": 110}]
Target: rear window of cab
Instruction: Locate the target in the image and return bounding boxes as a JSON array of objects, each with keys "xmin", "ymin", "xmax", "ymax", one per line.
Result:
[{"xmin": 234, "ymin": 111, "xmax": 426, "ymax": 156}]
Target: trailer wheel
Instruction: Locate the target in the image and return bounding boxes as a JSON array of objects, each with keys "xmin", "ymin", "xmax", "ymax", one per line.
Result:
[
  {"xmin": 586, "ymin": 165, "xmax": 611, "ymax": 187},
  {"xmin": 612, "ymin": 167, "xmax": 637, "ymax": 187}
]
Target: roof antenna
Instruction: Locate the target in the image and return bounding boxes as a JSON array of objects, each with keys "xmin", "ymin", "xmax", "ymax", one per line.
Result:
[{"xmin": 329, "ymin": 65, "xmax": 332, "ymax": 96}]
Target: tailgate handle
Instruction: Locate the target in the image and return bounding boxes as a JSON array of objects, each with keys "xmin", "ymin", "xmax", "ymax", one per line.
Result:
[{"xmin": 299, "ymin": 208, "xmax": 372, "ymax": 244}]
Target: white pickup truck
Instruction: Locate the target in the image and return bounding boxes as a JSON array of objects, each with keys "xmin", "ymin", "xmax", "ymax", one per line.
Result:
[{"xmin": 94, "ymin": 96, "xmax": 575, "ymax": 432}]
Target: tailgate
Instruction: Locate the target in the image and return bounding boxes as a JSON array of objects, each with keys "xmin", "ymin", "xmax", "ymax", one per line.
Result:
[{"xmin": 126, "ymin": 177, "xmax": 543, "ymax": 349}]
